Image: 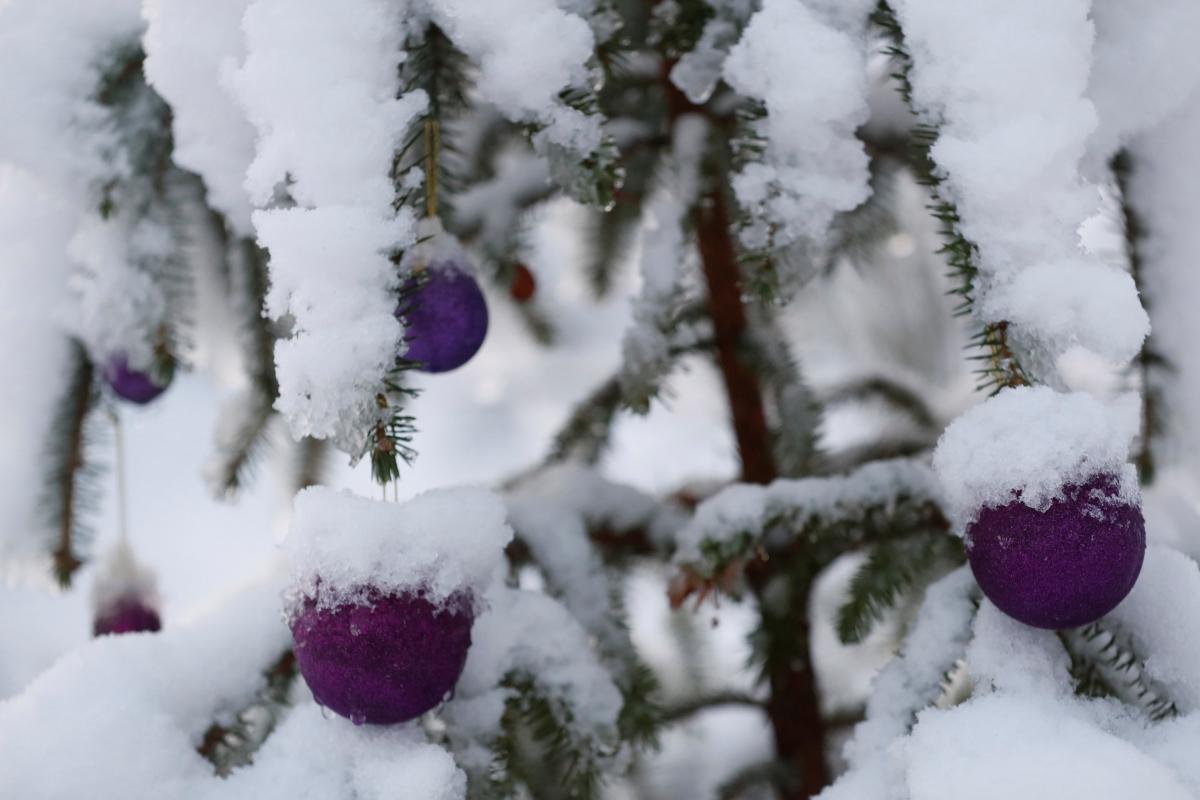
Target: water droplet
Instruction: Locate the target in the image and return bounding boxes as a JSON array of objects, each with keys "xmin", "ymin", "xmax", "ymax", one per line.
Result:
[
  {"xmin": 319, "ymin": 705, "xmax": 332, "ymax": 721},
  {"xmin": 350, "ymin": 711, "xmax": 367, "ymax": 726}
]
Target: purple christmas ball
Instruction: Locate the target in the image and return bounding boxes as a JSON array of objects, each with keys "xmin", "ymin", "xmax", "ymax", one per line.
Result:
[
  {"xmin": 104, "ymin": 355, "xmax": 171, "ymax": 405},
  {"xmin": 966, "ymin": 474, "xmax": 1145, "ymax": 629},
  {"xmin": 93, "ymin": 595, "xmax": 162, "ymax": 637},
  {"xmin": 396, "ymin": 262, "xmax": 489, "ymax": 373},
  {"xmin": 290, "ymin": 589, "xmax": 474, "ymax": 725}
]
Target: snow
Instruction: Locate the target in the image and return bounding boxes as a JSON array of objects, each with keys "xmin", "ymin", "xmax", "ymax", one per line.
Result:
[
  {"xmin": 218, "ymin": 705, "xmax": 466, "ymax": 800},
  {"xmin": 842, "ymin": 566, "xmax": 977, "ymax": 768},
  {"xmin": 430, "ymin": 0, "xmax": 601, "ymax": 156},
  {"xmin": 0, "ymin": 168, "xmax": 78, "ymax": 564},
  {"xmin": 284, "ymin": 486, "xmax": 512, "ymax": 614},
  {"xmin": 142, "ymin": 0, "xmax": 258, "ymax": 236},
  {"xmin": 932, "ymin": 386, "xmax": 1140, "ymax": 533},
  {"xmin": 1085, "ymin": 0, "xmax": 1200, "ymax": 168},
  {"xmin": 1108, "ymin": 546, "xmax": 1200, "ymax": 712},
  {"xmin": 0, "ymin": 569, "xmax": 292, "ymax": 799},
  {"xmin": 674, "ymin": 458, "xmax": 940, "ymax": 569},
  {"xmin": 234, "ymin": 0, "xmax": 426, "ymax": 451},
  {"xmin": 723, "ymin": 0, "xmax": 871, "ymax": 282},
  {"xmin": 668, "ymin": 0, "xmax": 754, "ymax": 105},
  {"xmin": 256, "ymin": 206, "xmax": 414, "ymax": 449},
  {"xmin": 444, "ymin": 585, "xmax": 622, "ymax": 773},
  {"xmin": 1127, "ymin": 91, "xmax": 1200, "ymax": 482},
  {"xmin": 507, "ymin": 463, "xmax": 685, "ymax": 658},
  {"xmin": 892, "ymin": 0, "xmax": 1149, "ymax": 376},
  {"xmin": 619, "ymin": 113, "xmax": 707, "ymax": 407}
]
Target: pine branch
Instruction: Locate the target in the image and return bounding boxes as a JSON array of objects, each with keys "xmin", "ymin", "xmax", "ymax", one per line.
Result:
[
  {"xmin": 1059, "ymin": 621, "xmax": 1178, "ymax": 722},
  {"xmin": 484, "ymin": 672, "xmax": 619, "ymax": 800},
  {"xmin": 836, "ymin": 531, "xmax": 964, "ymax": 645},
  {"xmin": 1112, "ymin": 150, "xmax": 1168, "ymax": 485},
  {"xmin": 661, "ymin": 690, "xmax": 764, "ymax": 724},
  {"xmin": 198, "ymin": 650, "xmax": 298, "ymax": 776},
  {"xmin": 871, "ymin": 2, "xmax": 1029, "ymax": 393},
  {"xmin": 394, "ymin": 23, "xmax": 472, "ymax": 225},
  {"xmin": 210, "ymin": 235, "xmax": 279, "ymax": 498},
  {"xmin": 39, "ymin": 341, "xmax": 103, "ymax": 586}
]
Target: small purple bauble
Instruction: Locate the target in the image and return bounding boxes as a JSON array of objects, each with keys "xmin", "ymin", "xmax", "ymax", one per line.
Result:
[
  {"xmin": 290, "ymin": 589, "xmax": 474, "ymax": 725},
  {"xmin": 967, "ymin": 474, "xmax": 1145, "ymax": 629},
  {"xmin": 93, "ymin": 595, "xmax": 162, "ymax": 637},
  {"xmin": 104, "ymin": 355, "xmax": 171, "ymax": 405},
  {"xmin": 396, "ymin": 262, "xmax": 489, "ymax": 373}
]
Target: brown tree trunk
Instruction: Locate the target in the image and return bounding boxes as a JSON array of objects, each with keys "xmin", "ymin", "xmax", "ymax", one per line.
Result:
[{"xmin": 661, "ymin": 65, "xmax": 830, "ymax": 797}]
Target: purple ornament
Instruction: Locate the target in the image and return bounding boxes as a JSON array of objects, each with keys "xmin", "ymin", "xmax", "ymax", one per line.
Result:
[
  {"xmin": 396, "ymin": 262, "xmax": 488, "ymax": 373},
  {"xmin": 290, "ymin": 589, "xmax": 474, "ymax": 725},
  {"xmin": 966, "ymin": 474, "xmax": 1145, "ymax": 629},
  {"xmin": 93, "ymin": 595, "xmax": 162, "ymax": 637},
  {"xmin": 104, "ymin": 355, "xmax": 171, "ymax": 405}
]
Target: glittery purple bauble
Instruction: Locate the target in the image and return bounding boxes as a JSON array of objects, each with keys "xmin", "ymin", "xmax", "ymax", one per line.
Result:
[
  {"xmin": 396, "ymin": 263, "xmax": 488, "ymax": 373},
  {"xmin": 967, "ymin": 474, "xmax": 1145, "ymax": 629},
  {"xmin": 290, "ymin": 589, "xmax": 474, "ymax": 725},
  {"xmin": 93, "ymin": 596, "xmax": 162, "ymax": 637},
  {"xmin": 104, "ymin": 356, "xmax": 170, "ymax": 405}
]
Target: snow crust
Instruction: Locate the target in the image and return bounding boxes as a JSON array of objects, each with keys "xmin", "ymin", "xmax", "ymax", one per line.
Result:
[
  {"xmin": 932, "ymin": 386, "xmax": 1140, "ymax": 533},
  {"xmin": 892, "ymin": 0, "xmax": 1148, "ymax": 375},
  {"xmin": 283, "ymin": 487, "xmax": 513, "ymax": 613},
  {"xmin": 723, "ymin": 0, "xmax": 871, "ymax": 277}
]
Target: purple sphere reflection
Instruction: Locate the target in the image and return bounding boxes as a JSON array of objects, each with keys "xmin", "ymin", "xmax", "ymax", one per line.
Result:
[
  {"xmin": 397, "ymin": 262, "xmax": 488, "ymax": 373},
  {"xmin": 290, "ymin": 589, "xmax": 474, "ymax": 726},
  {"xmin": 967, "ymin": 474, "xmax": 1145, "ymax": 629},
  {"xmin": 93, "ymin": 596, "xmax": 162, "ymax": 637},
  {"xmin": 104, "ymin": 356, "xmax": 170, "ymax": 405}
]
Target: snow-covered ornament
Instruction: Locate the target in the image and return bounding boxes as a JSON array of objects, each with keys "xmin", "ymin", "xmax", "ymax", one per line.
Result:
[
  {"xmin": 91, "ymin": 539, "xmax": 162, "ymax": 637},
  {"xmin": 283, "ymin": 486, "xmax": 513, "ymax": 726},
  {"xmin": 966, "ymin": 474, "xmax": 1145, "ymax": 629},
  {"xmin": 397, "ymin": 221, "xmax": 488, "ymax": 374},
  {"xmin": 103, "ymin": 354, "xmax": 172, "ymax": 405},
  {"xmin": 290, "ymin": 589, "xmax": 473, "ymax": 725},
  {"xmin": 934, "ymin": 387, "xmax": 1146, "ymax": 629}
]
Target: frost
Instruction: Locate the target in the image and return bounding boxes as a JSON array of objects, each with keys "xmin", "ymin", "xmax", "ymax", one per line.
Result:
[
  {"xmin": 932, "ymin": 386, "xmax": 1140, "ymax": 533},
  {"xmin": 723, "ymin": 0, "xmax": 871, "ymax": 284},
  {"xmin": 891, "ymin": 0, "xmax": 1148, "ymax": 374},
  {"xmin": 283, "ymin": 487, "xmax": 513, "ymax": 613},
  {"xmin": 142, "ymin": 0, "xmax": 258, "ymax": 235}
]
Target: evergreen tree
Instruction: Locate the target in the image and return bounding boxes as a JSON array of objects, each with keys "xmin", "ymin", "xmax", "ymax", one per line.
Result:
[{"xmin": 2, "ymin": 1, "xmax": 1200, "ymax": 799}]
